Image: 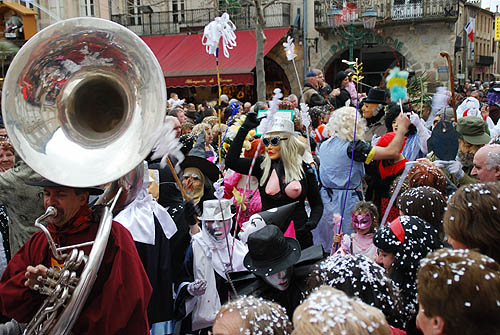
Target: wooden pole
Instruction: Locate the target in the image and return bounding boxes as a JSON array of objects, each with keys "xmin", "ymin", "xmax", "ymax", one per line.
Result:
[{"xmin": 440, "ymin": 51, "xmax": 458, "ymax": 122}]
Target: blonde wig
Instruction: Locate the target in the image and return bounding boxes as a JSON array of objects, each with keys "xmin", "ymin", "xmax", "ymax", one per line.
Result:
[
  {"xmin": 293, "ymin": 286, "xmax": 390, "ymax": 335},
  {"xmin": 260, "ymin": 131, "xmax": 306, "ymax": 186},
  {"xmin": 192, "ymin": 123, "xmax": 212, "ymax": 144},
  {"xmin": 327, "ymin": 106, "xmax": 367, "ymax": 142}
]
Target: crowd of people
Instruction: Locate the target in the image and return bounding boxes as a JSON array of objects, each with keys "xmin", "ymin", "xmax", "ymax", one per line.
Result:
[{"xmin": 0, "ymin": 67, "xmax": 500, "ymax": 335}]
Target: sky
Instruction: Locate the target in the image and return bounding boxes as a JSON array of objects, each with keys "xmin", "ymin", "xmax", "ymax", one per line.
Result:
[{"xmin": 482, "ymin": 0, "xmax": 500, "ymax": 11}]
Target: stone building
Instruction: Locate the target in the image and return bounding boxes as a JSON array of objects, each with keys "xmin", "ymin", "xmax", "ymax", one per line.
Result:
[{"xmin": 3, "ymin": 1, "xmax": 474, "ymax": 101}]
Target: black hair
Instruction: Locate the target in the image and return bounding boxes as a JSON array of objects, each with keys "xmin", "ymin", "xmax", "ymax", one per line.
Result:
[{"xmin": 384, "ymin": 104, "xmax": 416, "ymax": 136}]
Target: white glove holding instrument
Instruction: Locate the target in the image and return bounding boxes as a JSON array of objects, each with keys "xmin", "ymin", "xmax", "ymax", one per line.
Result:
[{"xmin": 434, "ymin": 160, "xmax": 465, "ymax": 180}]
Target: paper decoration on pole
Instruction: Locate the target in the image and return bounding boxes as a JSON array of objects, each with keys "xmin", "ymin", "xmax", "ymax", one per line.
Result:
[
  {"xmin": 202, "ymin": 12, "xmax": 237, "ymax": 58},
  {"xmin": 386, "ymin": 67, "xmax": 409, "ymax": 103},
  {"xmin": 283, "ymin": 36, "xmax": 297, "ymax": 61},
  {"xmin": 300, "ymin": 103, "xmax": 311, "ymax": 129}
]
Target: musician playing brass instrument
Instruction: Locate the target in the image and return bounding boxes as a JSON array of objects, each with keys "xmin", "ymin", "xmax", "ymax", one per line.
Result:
[{"xmin": 0, "ymin": 179, "xmax": 152, "ymax": 334}]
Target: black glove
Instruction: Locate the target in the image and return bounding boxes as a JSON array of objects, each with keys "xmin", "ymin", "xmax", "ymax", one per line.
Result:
[
  {"xmin": 304, "ymin": 220, "xmax": 317, "ymax": 231},
  {"xmin": 183, "ymin": 200, "xmax": 197, "ymax": 226},
  {"xmin": 242, "ymin": 112, "xmax": 261, "ymax": 130}
]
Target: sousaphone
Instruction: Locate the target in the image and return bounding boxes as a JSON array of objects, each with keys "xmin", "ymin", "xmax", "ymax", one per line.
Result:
[{"xmin": 1, "ymin": 17, "xmax": 166, "ymax": 334}]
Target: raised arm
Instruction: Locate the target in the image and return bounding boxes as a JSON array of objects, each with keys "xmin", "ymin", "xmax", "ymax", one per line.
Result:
[{"xmin": 225, "ymin": 113, "xmax": 263, "ymax": 178}]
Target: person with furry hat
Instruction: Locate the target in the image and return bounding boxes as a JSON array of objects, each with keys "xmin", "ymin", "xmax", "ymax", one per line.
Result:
[{"xmin": 374, "ymin": 215, "xmax": 443, "ymax": 335}]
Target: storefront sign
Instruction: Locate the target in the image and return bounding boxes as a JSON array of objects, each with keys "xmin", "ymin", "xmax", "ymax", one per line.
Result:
[
  {"xmin": 330, "ymin": 31, "xmax": 405, "ymax": 55},
  {"xmin": 475, "ymin": 66, "xmax": 490, "ymax": 73},
  {"xmin": 437, "ymin": 66, "xmax": 449, "ymax": 73},
  {"xmin": 166, "ymin": 73, "xmax": 254, "ymax": 88}
]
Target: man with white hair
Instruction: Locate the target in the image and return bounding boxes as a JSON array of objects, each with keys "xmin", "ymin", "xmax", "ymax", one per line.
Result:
[{"xmin": 471, "ymin": 144, "xmax": 500, "ymax": 182}]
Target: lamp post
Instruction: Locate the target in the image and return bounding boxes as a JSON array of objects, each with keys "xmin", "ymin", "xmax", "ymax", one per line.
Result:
[
  {"xmin": 327, "ymin": 1, "xmax": 378, "ymax": 64},
  {"xmin": 139, "ymin": 5, "xmax": 153, "ymax": 35}
]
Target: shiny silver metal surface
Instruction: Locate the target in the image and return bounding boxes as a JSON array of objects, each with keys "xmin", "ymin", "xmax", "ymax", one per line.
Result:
[{"xmin": 2, "ymin": 17, "xmax": 166, "ymax": 187}]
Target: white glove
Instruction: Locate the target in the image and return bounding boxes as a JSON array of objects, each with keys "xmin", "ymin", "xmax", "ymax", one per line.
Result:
[
  {"xmin": 409, "ymin": 113, "xmax": 420, "ymax": 127},
  {"xmin": 447, "ymin": 160, "xmax": 465, "ymax": 179},
  {"xmin": 434, "ymin": 160, "xmax": 464, "ymax": 179},
  {"xmin": 187, "ymin": 279, "xmax": 207, "ymax": 297}
]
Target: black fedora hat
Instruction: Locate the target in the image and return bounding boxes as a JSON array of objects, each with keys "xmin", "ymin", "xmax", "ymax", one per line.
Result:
[
  {"xmin": 180, "ymin": 131, "xmax": 220, "ymax": 182},
  {"xmin": 25, "ymin": 179, "xmax": 104, "ymax": 195},
  {"xmin": 364, "ymin": 88, "xmax": 387, "ymax": 105},
  {"xmin": 243, "ymin": 225, "xmax": 301, "ymax": 276}
]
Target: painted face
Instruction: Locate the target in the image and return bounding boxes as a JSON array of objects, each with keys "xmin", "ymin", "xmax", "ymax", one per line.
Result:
[
  {"xmin": 362, "ymin": 102, "xmax": 378, "ymax": 119},
  {"xmin": 182, "ymin": 170, "xmax": 203, "ymax": 197},
  {"xmin": 261, "ymin": 268, "xmax": 292, "ymax": 291},
  {"xmin": 43, "ymin": 187, "xmax": 87, "ymax": 228},
  {"xmin": 351, "ymin": 211, "xmax": 373, "ymax": 231},
  {"xmin": 203, "ymin": 219, "xmax": 232, "ymax": 241},
  {"xmin": 0, "ymin": 146, "xmax": 14, "ymax": 172},
  {"xmin": 238, "ymin": 214, "xmax": 266, "ymax": 244}
]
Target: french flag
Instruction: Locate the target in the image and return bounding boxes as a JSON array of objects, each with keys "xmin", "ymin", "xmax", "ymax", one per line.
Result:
[{"xmin": 465, "ymin": 18, "xmax": 475, "ymax": 42}]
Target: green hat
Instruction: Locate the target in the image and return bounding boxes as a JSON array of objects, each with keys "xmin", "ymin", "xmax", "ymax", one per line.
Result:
[{"xmin": 456, "ymin": 116, "xmax": 490, "ymax": 145}]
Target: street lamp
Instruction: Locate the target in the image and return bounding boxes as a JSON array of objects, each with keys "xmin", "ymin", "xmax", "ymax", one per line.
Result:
[
  {"xmin": 139, "ymin": 5, "xmax": 153, "ymax": 35},
  {"xmin": 327, "ymin": 1, "xmax": 378, "ymax": 63}
]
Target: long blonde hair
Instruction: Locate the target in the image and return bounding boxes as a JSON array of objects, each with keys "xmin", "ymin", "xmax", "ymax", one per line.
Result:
[{"xmin": 260, "ymin": 131, "xmax": 306, "ymax": 186}]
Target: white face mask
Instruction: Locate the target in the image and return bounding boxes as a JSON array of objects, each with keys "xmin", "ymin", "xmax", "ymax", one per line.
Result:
[
  {"xmin": 238, "ymin": 214, "xmax": 266, "ymax": 244},
  {"xmin": 203, "ymin": 219, "xmax": 232, "ymax": 242},
  {"xmin": 261, "ymin": 268, "xmax": 292, "ymax": 291}
]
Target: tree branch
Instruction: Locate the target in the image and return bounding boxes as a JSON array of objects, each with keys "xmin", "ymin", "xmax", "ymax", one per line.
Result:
[{"xmin": 263, "ymin": 0, "xmax": 279, "ymax": 10}]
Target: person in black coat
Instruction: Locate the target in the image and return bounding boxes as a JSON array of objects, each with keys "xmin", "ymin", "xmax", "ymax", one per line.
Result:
[{"xmin": 225, "ymin": 113, "xmax": 323, "ymax": 249}]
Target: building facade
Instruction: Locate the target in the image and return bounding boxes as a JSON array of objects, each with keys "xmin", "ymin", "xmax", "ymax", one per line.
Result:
[{"xmin": 9, "ymin": 1, "xmax": 498, "ymax": 102}]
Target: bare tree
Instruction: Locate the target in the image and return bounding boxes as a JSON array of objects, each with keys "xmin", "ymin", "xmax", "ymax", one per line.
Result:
[{"xmin": 253, "ymin": 0, "xmax": 278, "ymax": 101}]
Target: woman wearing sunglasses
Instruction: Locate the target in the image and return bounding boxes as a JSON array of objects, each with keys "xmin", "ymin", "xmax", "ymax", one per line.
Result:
[{"xmin": 226, "ymin": 112, "xmax": 323, "ymax": 249}]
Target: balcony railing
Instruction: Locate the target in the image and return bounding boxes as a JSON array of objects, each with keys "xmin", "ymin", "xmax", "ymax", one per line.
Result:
[
  {"xmin": 314, "ymin": 0, "xmax": 458, "ymax": 30},
  {"xmin": 111, "ymin": 3, "xmax": 291, "ymax": 36}
]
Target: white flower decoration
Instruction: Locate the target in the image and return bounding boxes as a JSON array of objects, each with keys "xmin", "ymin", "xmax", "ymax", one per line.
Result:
[
  {"xmin": 283, "ymin": 36, "xmax": 297, "ymax": 61},
  {"xmin": 202, "ymin": 12, "xmax": 237, "ymax": 58}
]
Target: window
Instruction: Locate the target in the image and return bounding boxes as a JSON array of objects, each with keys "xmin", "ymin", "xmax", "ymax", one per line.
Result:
[
  {"xmin": 48, "ymin": 0, "xmax": 64, "ymax": 22},
  {"xmin": 18, "ymin": 0, "xmax": 35, "ymax": 10},
  {"xmin": 128, "ymin": 0, "xmax": 142, "ymax": 26},
  {"xmin": 172, "ymin": 0, "xmax": 185, "ymax": 24},
  {"xmin": 80, "ymin": 0, "xmax": 95, "ymax": 17}
]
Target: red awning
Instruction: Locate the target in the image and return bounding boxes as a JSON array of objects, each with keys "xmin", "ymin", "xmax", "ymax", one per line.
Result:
[{"xmin": 142, "ymin": 27, "xmax": 290, "ymax": 87}]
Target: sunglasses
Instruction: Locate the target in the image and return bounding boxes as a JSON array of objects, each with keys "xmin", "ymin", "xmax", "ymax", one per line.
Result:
[{"xmin": 262, "ymin": 135, "xmax": 288, "ymax": 147}]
